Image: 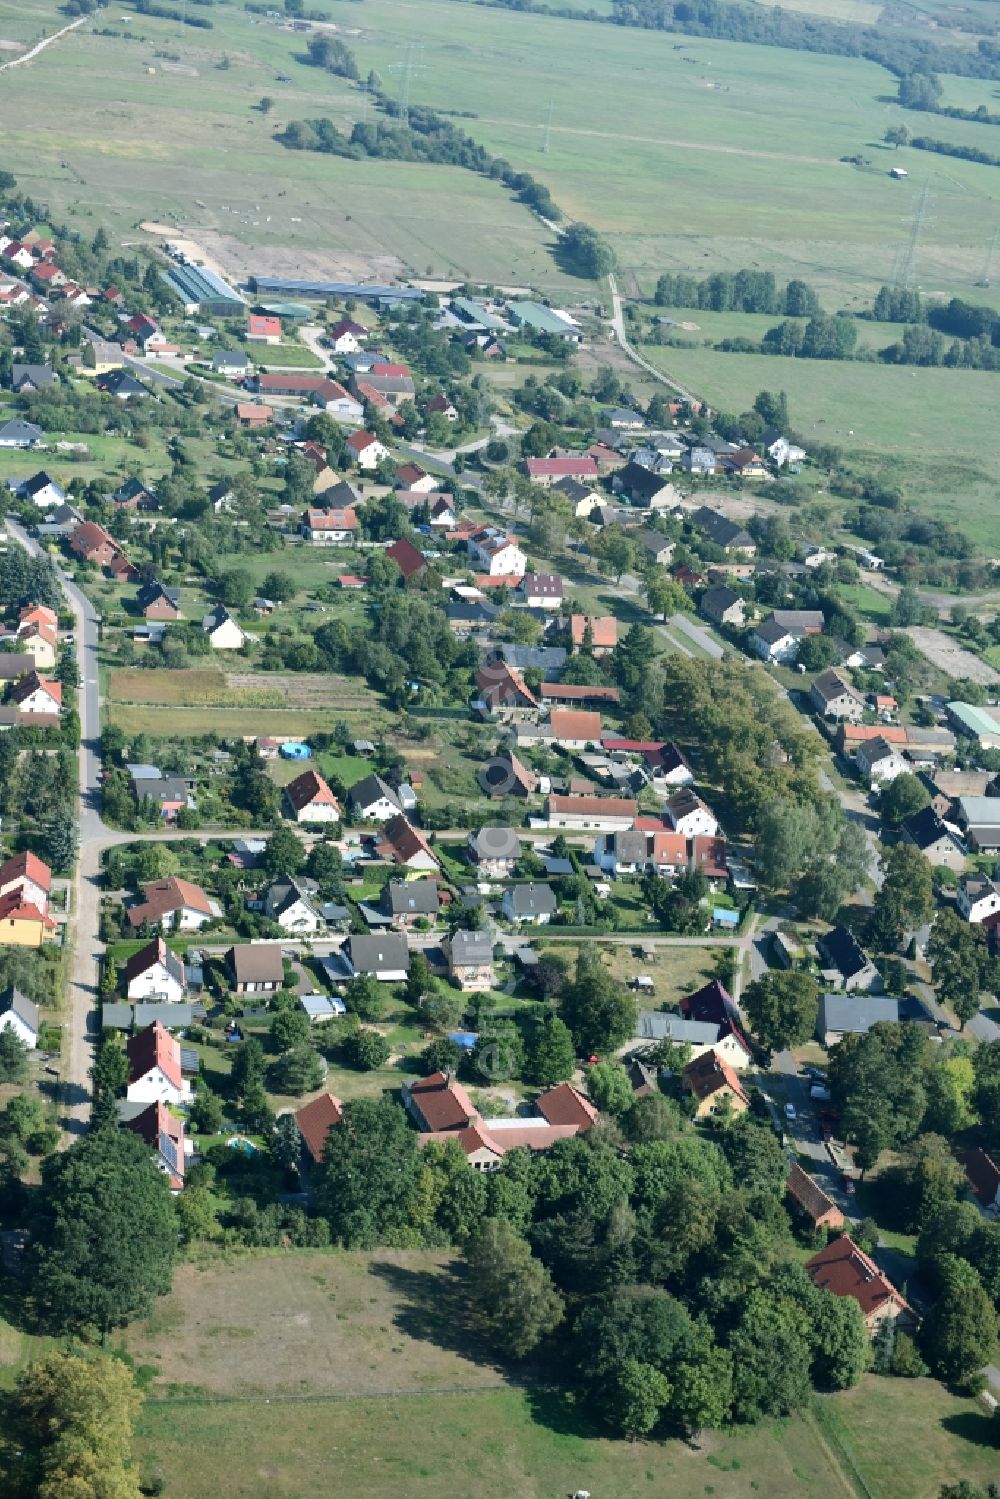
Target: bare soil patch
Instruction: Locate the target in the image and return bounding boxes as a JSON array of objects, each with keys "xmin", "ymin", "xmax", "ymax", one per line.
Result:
[
  {"xmin": 227, "ymin": 670, "xmax": 378, "ymax": 710},
  {"xmin": 0, "ymin": 39, "xmax": 25, "ymax": 52},
  {"xmin": 126, "ymin": 1250, "xmax": 503, "ymax": 1398},
  {"xmin": 180, "ymin": 228, "xmax": 407, "ymax": 287},
  {"xmin": 907, "ymin": 626, "xmax": 1000, "ymax": 686}
]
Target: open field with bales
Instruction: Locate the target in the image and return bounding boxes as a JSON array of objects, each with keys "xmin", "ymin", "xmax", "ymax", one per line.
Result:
[{"xmin": 117, "ymin": 1251, "xmax": 1000, "ymax": 1499}]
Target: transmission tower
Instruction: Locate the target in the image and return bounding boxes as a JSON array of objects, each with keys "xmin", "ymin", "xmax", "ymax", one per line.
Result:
[
  {"xmin": 891, "ymin": 183, "xmax": 932, "ymax": 290},
  {"xmin": 977, "ymin": 227, "xmax": 1000, "ymax": 287},
  {"xmin": 540, "ymin": 100, "xmax": 555, "ymax": 154},
  {"xmin": 386, "ymin": 43, "xmax": 426, "ymax": 128}
]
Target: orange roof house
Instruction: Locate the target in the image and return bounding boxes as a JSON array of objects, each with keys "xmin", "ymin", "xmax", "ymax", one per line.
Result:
[
  {"xmin": 806, "ymin": 1235, "xmax": 915, "ymax": 1331},
  {"xmin": 682, "ymin": 1050, "xmax": 749, "ymax": 1119},
  {"xmin": 294, "ymin": 1093, "xmax": 344, "ymax": 1164},
  {"xmin": 570, "ymin": 614, "xmax": 618, "ymax": 653}
]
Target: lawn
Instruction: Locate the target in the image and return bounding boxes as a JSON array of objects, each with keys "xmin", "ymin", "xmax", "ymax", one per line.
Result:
[
  {"xmin": 122, "ymin": 1252, "xmax": 1000, "ymax": 1499},
  {"xmin": 837, "ymin": 583, "xmax": 895, "ymax": 623},
  {"xmin": 540, "ymin": 939, "xmax": 721, "ymax": 1011}
]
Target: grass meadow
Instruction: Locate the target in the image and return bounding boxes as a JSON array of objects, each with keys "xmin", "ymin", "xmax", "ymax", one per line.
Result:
[{"xmin": 116, "ymin": 1251, "xmax": 1000, "ymax": 1499}]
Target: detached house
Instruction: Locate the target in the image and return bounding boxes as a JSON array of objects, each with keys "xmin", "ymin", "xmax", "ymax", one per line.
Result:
[
  {"xmin": 468, "ymin": 527, "xmax": 527, "ymax": 578},
  {"xmin": 135, "ymin": 580, "xmax": 181, "ymax": 621},
  {"xmin": 349, "ymin": 774, "xmax": 403, "ymax": 822},
  {"xmin": 683, "ymin": 1050, "xmax": 749, "ymax": 1119},
  {"xmin": 857, "ymin": 736, "xmax": 910, "ymax": 788},
  {"xmin": 475, "ymin": 660, "xmax": 538, "ymax": 719},
  {"xmin": 302, "ymin": 507, "xmax": 359, "ymax": 544},
  {"xmin": 263, "ymin": 876, "xmax": 323, "ymax": 934},
  {"xmin": 632, "ymin": 526, "xmax": 676, "ymax": 566},
  {"xmin": 202, "ymin": 605, "xmax": 246, "ymax": 651},
  {"xmin": 124, "ymin": 1100, "xmax": 186, "ymax": 1192},
  {"xmin": 0, "ymin": 891, "xmax": 55, "ymax": 947},
  {"xmin": 386, "ymin": 538, "xmax": 428, "ymax": 582},
  {"xmin": 502, "ymin": 882, "xmax": 557, "ymax": 925},
  {"xmin": 226, "ymin": 942, "xmax": 284, "ymax": 995},
  {"xmin": 128, "ymin": 877, "xmax": 216, "ymax": 933},
  {"xmin": 18, "ymin": 471, "xmax": 66, "ymax": 510},
  {"xmin": 751, "ymin": 616, "xmax": 801, "ymax": 665},
  {"xmin": 902, "ymin": 805, "xmax": 967, "ymax": 872},
  {"xmin": 806, "ymin": 1236, "xmax": 915, "ymax": 1334},
  {"xmin": 328, "ymin": 317, "xmax": 367, "ymax": 354},
  {"xmin": 665, "ymin": 788, "xmax": 718, "ymax": 838},
  {"xmin": 518, "ymin": 573, "xmax": 563, "ymax": 610},
  {"xmin": 786, "ymin": 1162, "xmax": 845, "ymax": 1234},
  {"xmin": 11, "ymin": 673, "xmax": 61, "ymax": 717},
  {"xmin": 549, "ymin": 708, "xmax": 602, "ymax": 749},
  {"xmin": 294, "ymin": 1092, "xmax": 344, "ymax": 1164},
  {"xmin": 126, "ymin": 1021, "xmax": 190, "ymax": 1105},
  {"xmin": 342, "ymin": 932, "xmax": 410, "ymax": 981},
  {"xmin": 125, "ymin": 937, "xmax": 186, "ymax": 1003},
  {"xmin": 346, "ymin": 430, "xmax": 390, "ymax": 470},
  {"xmin": 809, "ymin": 669, "xmax": 864, "ymax": 722},
  {"xmin": 445, "ymin": 929, "xmax": 496, "ymax": 992},
  {"xmin": 375, "ymin": 814, "xmax": 438, "ymax": 871},
  {"xmin": 570, "ymin": 614, "xmax": 617, "ymax": 655},
  {"xmin": 0, "ymin": 986, "xmax": 40, "ymax": 1049},
  {"xmin": 284, "ymin": 769, "xmax": 340, "ymax": 824},
  {"xmin": 525, "ymin": 455, "xmax": 598, "ymax": 489},
  {"xmin": 69, "ymin": 521, "xmax": 119, "ymax": 568},
  {"xmin": 689, "ymin": 506, "xmax": 756, "ymax": 554},
  {"xmin": 383, "ymin": 877, "xmax": 440, "ymax": 929},
  {"xmin": 956, "ymin": 874, "xmax": 1000, "ymax": 925},
  {"xmin": 468, "ymin": 825, "xmax": 520, "ymax": 878},
  {"xmin": 613, "ymin": 464, "xmax": 677, "ymax": 511},
  {"xmin": 0, "ymin": 852, "xmax": 51, "ymax": 911},
  {"xmin": 700, "ymin": 585, "xmax": 745, "ymax": 628},
  {"xmin": 817, "ymin": 925, "xmax": 879, "ymax": 992}
]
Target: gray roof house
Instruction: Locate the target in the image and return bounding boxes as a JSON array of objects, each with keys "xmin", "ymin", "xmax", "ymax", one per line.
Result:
[
  {"xmin": 956, "ymin": 796, "xmax": 1000, "ymax": 852},
  {"xmin": 501, "ymin": 882, "xmax": 557, "ymax": 924},
  {"xmin": 689, "ymin": 506, "xmax": 755, "ymax": 553},
  {"xmin": 816, "ymin": 925, "xmax": 880, "ymax": 992},
  {"xmin": 613, "ymin": 463, "xmax": 677, "ymax": 511},
  {"xmin": 631, "ymin": 525, "xmax": 676, "ymax": 565},
  {"xmin": 902, "ymin": 804, "xmax": 967, "ymax": 871},
  {"xmin": 384, "ymin": 878, "xmax": 440, "ymax": 925},
  {"xmin": 467, "ymin": 825, "xmax": 521, "ymax": 873},
  {"xmin": 0, "ymin": 986, "xmax": 40, "ymax": 1047},
  {"xmin": 10, "ymin": 363, "xmax": 57, "ymax": 393},
  {"xmin": 0, "ymin": 419, "xmax": 44, "ymax": 449},
  {"xmin": 809, "ymin": 669, "xmax": 864, "ymax": 721},
  {"xmin": 700, "ymin": 584, "xmax": 745, "ymax": 628},
  {"xmin": 343, "ymin": 933, "xmax": 410, "ymax": 980},
  {"xmin": 817, "ymin": 992, "xmax": 936, "ymax": 1046},
  {"xmin": 348, "ymin": 773, "xmax": 402, "ymax": 821}
]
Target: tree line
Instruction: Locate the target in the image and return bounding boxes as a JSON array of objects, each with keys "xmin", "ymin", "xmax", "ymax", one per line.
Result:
[{"xmin": 654, "ymin": 268, "xmax": 821, "ymax": 316}]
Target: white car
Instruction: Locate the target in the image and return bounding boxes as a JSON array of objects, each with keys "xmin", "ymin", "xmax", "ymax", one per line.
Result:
[{"xmin": 784, "ymin": 1102, "xmax": 797, "ymax": 1122}]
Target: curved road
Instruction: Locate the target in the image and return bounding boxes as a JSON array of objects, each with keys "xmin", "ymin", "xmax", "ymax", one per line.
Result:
[{"xmin": 607, "ymin": 272, "xmax": 697, "ymax": 402}]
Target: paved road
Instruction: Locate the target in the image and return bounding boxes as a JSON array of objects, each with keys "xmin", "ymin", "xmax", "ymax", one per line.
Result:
[
  {"xmin": 607, "ymin": 272, "xmax": 696, "ymax": 401},
  {"xmin": 0, "ymin": 14, "xmax": 85, "ymax": 72}
]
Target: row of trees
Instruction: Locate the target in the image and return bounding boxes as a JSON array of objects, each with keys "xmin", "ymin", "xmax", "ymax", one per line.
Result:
[{"xmin": 654, "ymin": 268, "xmax": 821, "ymax": 317}]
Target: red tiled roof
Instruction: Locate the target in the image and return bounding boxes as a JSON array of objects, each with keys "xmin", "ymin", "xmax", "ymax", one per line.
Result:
[
  {"xmin": 806, "ymin": 1235, "xmax": 912, "ymax": 1320},
  {"xmin": 376, "ymin": 814, "xmax": 438, "ymax": 867},
  {"xmin": 786, "ymin": 1161, "xmax": 845, "ymax": 1229},
  {"xmin": 407, "ymin": 1071, "xmax": 478, "ymax": 1132},
  {"xmin": 602, "ymin": 738, "xmax": 665, "ymax": 753},
  {"xmin": 11, "ymin": 673, "xmax": 61, "ymax": 708},
  {"xmin": 305, "ymin": 507, "xmax": 358, "ymax": 531},
  {"xmin": 236, "ymin": 402, "xmax": 272, "ymax": 421},
  {"xmin": 386, "ymin": 538, "xmax": 427, "ymax": 579},
  {"xmin": 128, "ymin": 876, "xmax": 213, "ymax": 929},
  {"xmin": 526, "ymin": 456, "xmax": 598, "ymax": 479},
  {"xmin": 650, "ymin": 830, "xmax": 688, "ymax": 863},
  {"xmin": 570, "ymin": 614, "xmax": 618, "ymax": 649},
  {"xmin": 347, "ymin": 429, "xmax": 379, "ymax": 454},
  {"xmin": 127, "ymin": 1020, "xmax": 184, "ymax": 1091},
  {"xmin": 285, "ymin": 769, "xmax": 339, "ymax": 813},
  {"xmin": 0, "ymin": 850, "xmax": 52, "ymax": 893},
  {"xmin": 549, "ymin": 708, "xmax": 602, "ymax": 742},
  {"xmin": 248, "ymin": 315, "xmax": 281, "ymax": 337},
  {"xmin": 959, "ymin": 1146, "xmax": 1000, "ymax": 1207},
  {"xmin": 371, "ymin": 361, "xmax": 410, "ymax": 378},
  {"xmin": 125, "ymin": 1099, "xmax": 185, "ymax": 1187},
  {"xmin": 690, "ymin": 834, "xmax": 727, "ymax": 879},
  {"xmin": 547, "ymin": 794, "xmax": 638, "ymax": 819},
  {"xmin": 537, "ymin": 1082, "xmax": 598, "ymax": 1131},
  {"xmin": 0, "ymin": 891, "xmax": 55, "ymax": 928},
  {"xmin": 295, "ymin": 1092, "xmax": 344, "ymax": 1163},
  {"xmin": 683, "ymin": 1049, "xmax": 748, "ymax": 1105}
]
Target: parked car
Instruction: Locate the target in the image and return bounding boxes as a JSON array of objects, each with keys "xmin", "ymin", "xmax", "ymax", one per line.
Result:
[
  {"xmin": 840, "ymin": 1173, "xmax": 856, "ymax": 1196},
  {"xmin": 784, "ymin": 1102, "xmax": 796, "ymax": 1121}
]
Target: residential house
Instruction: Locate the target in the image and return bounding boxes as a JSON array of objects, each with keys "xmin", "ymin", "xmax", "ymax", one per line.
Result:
[
  {"xmin": 957, "ymin": 796, "xmax": 1000, "ymax": 852},
  {"xmin": 644, "ymin": 742, "xmax": 695, "ymax": 793},
  {"xmin": 375, "ymin": 814, "xmax": 438, "ymax": 871},
  {"xmin": 475, "ymin": 660, "xmax": 538, "ymax": 719},
  {"xmin": 202, "ymin": 605, "xmax": 246, "ymax": 651},
  {"xmin": 630, "ymin": 1007, "xmax": 752, "ymax": 1070},
  {"xmin": 525, "ymin": 455, "xmax": 598, "ymax": 488},
  {"xmin": 809, "ymin": 669, "xmax": 864, "ymax": 722},
  {"xmin": 957, "ymin": 874, "xmax": 1000, "ymax": 925},
  {"xmin": 404, "ymin": 1071, "xmax": 479, "ymax": 1133},
  {"xmin": 0, "ymin": 852, "xmax": 51, "ymax": 911},
  {"xmin": 97, "ymin": 370, "xmax": 148, "ymax": 400},
  {"xmin": 762, "ymin": 430, "xmax": 806, "ymax": 467},
  {"xmin": 18, "ymin": 471, "xmax": 66, "ymax": 509},
  {"xmin": 546, "ymin": 793, "xmax": 637, "ymax": 831},
  {"xmin": 247, "ymin": 313, "xmax": 281, "ymax": 343},
  {"xmin": 0, "ymin": 420, "xmax": 43, "ymax": 449},
  {"xmin": 294, "ymin": 1092, "xmax": 344, "ymax": 1165},
  {"xmin": 128, "ymin": 877, "xmax": 216, "ymax": 933},
  {"xmin": 346, "ymin": 430, "xmax": 390, "ymax": 469},
  {"xmin": 212, "ymin": 349, "xmax": 250, "ymax": 378},
  {"xmin": 683, "ymin": 1050, "xmax": 749, "ymax": 1119},
  {"xmin": 124, "ymin": 1099, "xmax": 185, "ymax": 1191},
  {"xmin": 467, "ymin": 825, "xmax": 520, "ymax": 878},
  {"xmin": 501, "ymin": 882, "xmax": 557, "ymax": 925},
  {"xmin": 445, "ymin": 929, "xmax": 496, "ymax": 992},
  {"xmin": 857, "ymin": 736, "xmax": 910, "ymax": 787},
  {"xmin": 386, "ymin": 537, "xmax": 428, "ymax": 582},
  {"xmin": 236, "ymin": 402, "xmax": 273, "ymax": 429},
  {"xmin": 805, "ymin": 1236, "xmax": 915, "ymax": 1333},
  {"xmin": 328, "ymin": 317, "xmax": 367, "ymax": 353},
  {"xmin": 689, "ymin": 506, "xmax": 756, "ymax": 554},
  {"xmin": 395, "ymin": 462, "xmax": 436, "ymax": 493},
  {"xmin": 298, "ymin": 502, "xmax": 360, "ymax": 547},
  {"xmin": 0, "ymin": 890, "xmax": 55, "ymax": 947},
  {"xmin": 0, "ymin": 653, "xmax": 34, "ymax": 683},
  {"xmin": 632, "ymin": 526, "xmax": 676, "ymax": 566},
  {"xmin": 349, "ymin": 774, "xmax": 403, "ymax": 822},
  {"xmin": 383, "ymin": 877, "xmax": 440, "ymax": 929},
  {"xmin": 129, "ymin": 773, "xmax": 191, "ymax": 823},
  {"xmin": 284, "ymin": 769, "xmax": 340, "ymax": 824},
  {"xmin": 125, "ymin": 1021, "xmax": 190, "ymax": 1105},
  {"xmin": 700, "ymin": 585, "xmax": 746, "ymax": 628},
  {"xmin": 902, "ymin": 805, "xmax": 967, "ymax": 872},
  {"xmin": 959, "ymin": 1147, "xmax": 1000, "ymax": 1215},
  {"xmin": 9, "ymin": 363, "xmax": 56, "ymax": 394},
  {"xmin": 312, "ymin": 379, "xmax": 363, "ymax": 419},
  {"xmin": 536, "ymin": 1082, "xmax": 598, "ymax": 1132},
  {"xmin": 722, "ymin": 446, "xmax": 769, "ymax": 479},
  {"xmin": 467, "ymin": 527, "xmax": 527, "ymax": 578},
  {"xmin": 342, "ymin": 932, "xmax": 410, "ymax": 981},
  {"xmin": 356, "ymin": 362, "xmax": 415, "ymax": 407},
  {"xmin": 263, "ymin": 876, "xmax": 323, "ymax": 933},
  {"xmin": 553, "ymin": 476, "xmax": 603, "ymax": 517},
  {"xmin": 4, "ymin": 622, "xmax": 56, "ymax": 672},
  {"xmin": 786, "ymin": 1161, "xmax": 845, "ymax": 1234},
  {"xmin": 817, "ymin": 925, "xmax": 879, "ymax": 992},
  {"xmin": 0, "ymin": 986, "xmax": 39, "ymax": 1048},
  {"xmin": 549, "ymin": 708, "xmax": 602, "ymax": 749},
  {"xmin": 613, "ymin": 463, "xmax": 678, "ymax": 511},
  {"xmin": 751, "ymin": 617, "xmax": 803, "ymax": 665},
  {"xmin": 135, "ymin": 580, "xmax": 181, "ymax": 621},
  {"xmin": 11, "ymin": 673, "xmax": 61, "ymax": 717},
  {"xmin": 665, "ymin": 787, "xmax": 718, "ymax": 838},
  {"xmin": 570, "ymin": 614, "xmax": 617, "ymax": 655},
  {"xmin": 447, "ymin": 599, "xmax": 500, "ymax": 634},
  {"xmin": 112, "ymin": 477, "xmax": 158, "ymax": 512},
  {"xmin": 127, "ymin": 312, "xmax": 164, "ymax": 349},
  {"xmin": 815, "ymin": 992, "xmax": 934, "ymax": 1046},
  {"xmin": 478, "ymin": 749, "xmax": 538, "ymax": 799},
  {"xmin": 518, "ymin": 573, "xmax": 563, "ymax": 610},
  {"xmin": 680, "ymin": 980, "xmax": 753, "ymax": 1058},
  {"xmin": 226, "ymin": 942, "xmax": 284, "ymax": 994},
  {"xmin": 605, "ymin": 406, "xmax": 646, "ymax": 430},
  {"xmin": 124, "ymin": 937, "xmax": 186, "ymax": 1004},
  {"xmin": 69, "ymin": 520, "xmax": 119, "ymax": 567}
]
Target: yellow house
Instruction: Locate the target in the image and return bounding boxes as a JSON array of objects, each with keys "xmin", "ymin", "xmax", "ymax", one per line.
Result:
[
  {"xmin": 15, "ymin": 627, "xmax": 56, "ymax": 671},
  {"xmin": 0, "ymin": 893, "xmax": 56, "ymax": 947},
  {"xmin": 82, "ymin": 338, "xmax": 124, "ymax": 375}
]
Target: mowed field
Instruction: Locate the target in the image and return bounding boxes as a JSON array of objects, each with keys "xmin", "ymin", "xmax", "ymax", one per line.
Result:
[
  {"xmin": 107, "ymin": 665, "xmax": 389, "ymax": 737},
  {"xmin": 122, "ymin": 1250, "xmax": 1000, "ymax": 1499}
]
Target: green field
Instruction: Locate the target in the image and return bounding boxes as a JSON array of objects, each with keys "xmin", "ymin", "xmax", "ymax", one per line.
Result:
[
  {"xmin": 117, "ymin": 1250, "xmax": 1000, "ymax": 1499},
  {"xmin": 641, "ymin": 340, "xmax": 1000, "ymax": 548}
]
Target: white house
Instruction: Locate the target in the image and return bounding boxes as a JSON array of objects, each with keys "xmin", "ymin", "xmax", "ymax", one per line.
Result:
[
  {"xmin": 328, "ymin": 318, "xmax": 367, "ymax": 354},
  {"xmin": 347, "ymin": 430, "xmax": 390, "ymax": 470},
  {"xmin": 857, "ymin": 736, "xmax": 910, "ymax": 788},
  {"xmin": 301, "ymin": 508, "xmax": 358, "ymax": 545},
  {"xmin": 126, "ymin": 1021, "xmax": 191, "ymax": 1105},
  {"xmin": 263, "ymin": 875, "xmax": 323, "ymax": 933},
  {"xmin": 11, "ymin": 674, "xmax": 61, "ymax": 716},
  {"xmin": 518, "ymin": 573, "xmax": 563, "ymax": 610},
  {"xmin": 750, "ymin": 618, "xmax": 800, "ymax": 665},
  {"xmin": 956, "ymin": 874, "xmax": 1000, "ymax": 925},
  {"xmin": 348, "ymin": 773, "xmax": 402, "ymax": 822},
  {"xmin": 0, "ymin": 986, "xmax": 39, "ymax": 1049},
  {"xmin": 502, "ymin": 883, "xmax": 557, "ymax": 925},
  {"xmin": 18, "ymin": 471, "xmax": 66, "ymax": 510},
  {"xmin": 0, "ymin": 851, "xmax": 51, "ymax": 912},
  {"xmin": 546, "ymin": 794, "xmax": 637, "ymax": 832},
  {"xmin": 665, "ymin": 788, "xmax": 719, "ymax": 839},
  {"xmin": 202, "ymin": 606, "xmax": 246, "ymax": 650},
  {"xmin": 284, "ymin": 769, "xmax": 341, "ymax": 824},
  {"xmin": 342, "ymin": 933, "xmax": 409, "ymax": 982},
  {"xmin": 124, "ymin": 937, "xmax": 186, "ymax": 1004},
  {"xmin": 467, "ymin": 527, "xmax": 527, "ymax": 578}
]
